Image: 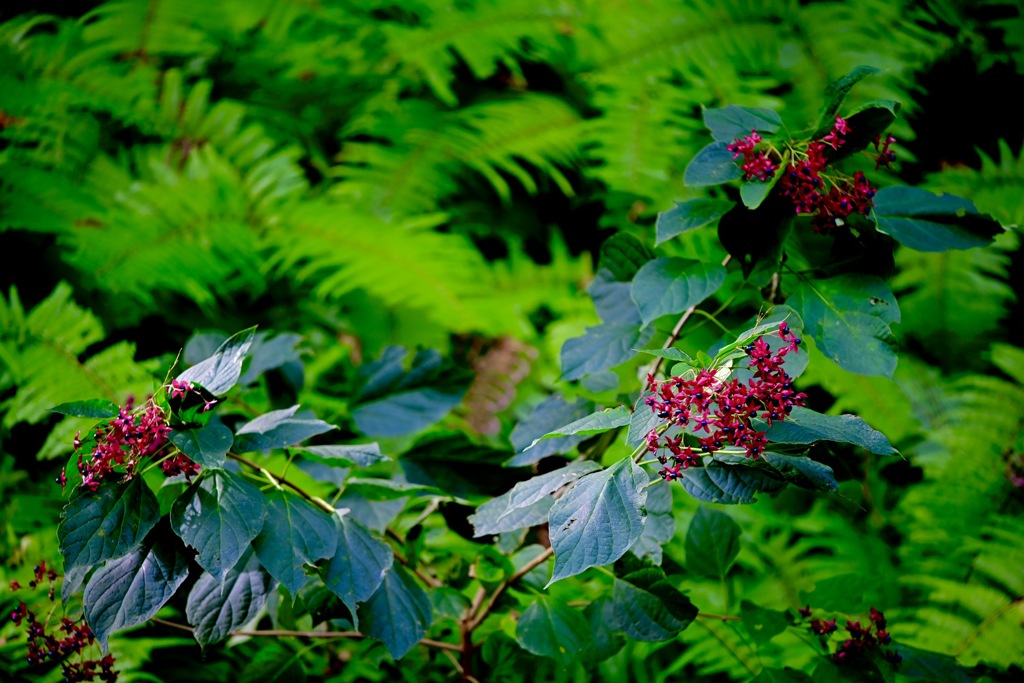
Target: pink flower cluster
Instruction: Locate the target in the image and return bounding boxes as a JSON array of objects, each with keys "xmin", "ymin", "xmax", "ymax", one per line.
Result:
[
  {"xmin": 726, "ymin": 130, "xmax": 778, "ymax": 181},
  {"xmin": 71, "ymin": 398, "xmax": 196, "ymax": 492},
  {"xmin": 800, "ymin": 605, "xmax": 900, "ymax": 666},
  {"xmin": 9, "ymin": 564, "xmax": 118, "ymax": 681},
  {"xmin": 644, "ymin": 322, "xmax": 807, "ymax": 482}
]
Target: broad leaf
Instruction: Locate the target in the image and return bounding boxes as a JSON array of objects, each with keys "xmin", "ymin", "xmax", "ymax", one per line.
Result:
[
  {"xmin": 84, "ymin": 528, "xmax": 190, "ymax": 650},
  {"xmin": 628, "ymin": 477, "xmax": 674, "ymax": 565},
  {"xmin": 548, "ymin": 458, "xmax": 647, "ymax": 585},
  {"xmin": 816, "ymin": 65, "xmax": 880, "ymax": 133},
  {"xmin": 789, "ymin": 275, "xmax": 900, "ymax": 377},
  {"xmin": 873, "ymin": 186, "xmax": 1003, "ymax": 252},
  {"xmin": 59, "ymin": 478, "xmax": 161, "ymax": 577},
  {"xmin": 681, "ymin": 464, "xmax": 786, "ymax": 504},
  {"xmin": 233, "ymin": 405, "xmax": 335, "ymax": 454},
  {"xmin": 322, "ymin": 513, "xmax": 393, "ymax": 628},
  {"xmin": 177, "ymin": 327, "xmax": 256, "ymax": 396},
  {"xmin": 526, "ymin": 407, "xmax": 631, "ymax": 449},
  {"xmin": 358, "ymin": 564, "xmax": 433, "ymax": 660},
  {"xmin": 251, "ymin": 490, "xmax": 339, "ymax": 594},
  {"xmin": 763, "ymin": 452, "xmax": 838, "ymax": 492},
  {"xmin": 506, "ymin": 461, "xmax": 603, "ymax": 510},
  {"xmin": 169, "ymin": 420, "xmax": 233, "ymax": 468},
  {"xmin": 631, "ymin": 257, "xmax": 727, "ymax": 326},
  {"xmin": 299, "ymin": 443, "xmax": 385, "ymax": 468},
  {"xmin": 608, "ymin": 568, "xmax": 697, "ymax": 641},
  {"xmin": 627, "ymin": 393, "xmax": 661, "ymax": 448},
  {"xmin": 469, "ymin": 494, "xmax": 553, "ymax": 538},
  {"xmin": 186, "ymin": 548, "xmax": 275, "ymax": 647},
  {"xmin": 684, "ymin": 142, "xmax": 744, "ymax": 187},
  {"xmin": 588, "ymin": 233, "xmax": 654, "ymax": 324},
  {"xmin": 516, "ymin": 596, "xmax": 594, "ymax": 667},
  {"xmin": 342, "ymin": 478, "xmax": 447, "ymax": 501},
  {"xmin": 585, "ymin": 598, "xmax": 627, "ymax": 661},
  {"xmin": 705, "ymin": 105, "xmax": 783, "ymax": 142},
  {"xmin": 763, "ymin": 406, "xmax": 897, "ymax": 456},
  {"xmin": 685, "ymin": 506, "xmax": 740, "ymax": 579},
  {"xmin": 51, "ymin": 399, "xmax": 119, "ymax": 418},
  {"xmin": 508, "ymin": 395, "xmax": 594, "ymax": 466},
  {"xmin": 656, "ymin": 199, "xmax": 733, "ymax": 245},
  {"xmin": 561, "ymin": 323, "xmax": 654, "ymax": 382},
  {"xmin": 171, "ymin": 468, "xmax": 268, "ymax": 580},
  {"xmin": 740, "ymin": 600, "xmax": 791, "ymax": 645}
]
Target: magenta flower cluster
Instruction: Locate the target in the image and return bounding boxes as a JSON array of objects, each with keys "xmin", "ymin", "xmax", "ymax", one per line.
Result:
[
  {"xmin": 644, "ymin": 322, "xmax": 806, "ymax": 482},
  {"xmin": 9, "ymin": 563, "xmax": 118, "ymax": 682},
  {"xmin": 726, "ymin": 130, "xmax": 778, "ymax": 181},
  {"xmin": 800, "ymin": 605, "xmax": 900, "ymax": 666}
]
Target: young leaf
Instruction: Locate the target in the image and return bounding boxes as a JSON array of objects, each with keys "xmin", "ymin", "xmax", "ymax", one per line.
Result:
[
  {"xmin": 656, "ymin": 199, "xmax": 734, "ymax": 245},
  {"xmin": 685, "ymin": 506, "xmax": 740, "ymax": 579},
  {"xmin": 177, "ymin": 327, "xmax": 256, "ymax": 396},
  {"xmin": 705, "ymin": 105, "xmax": 783, "ymax": 142},
  {"xmin": 816, "ymin": 65, "xmax": 881, "ymax": 133},
  {"xmin": 526, "ymin": 407, "xmax": 631, "ymax": 449},
  {"xmin": 233, "ymin": 405, "xmax": 335, "ymax": 454},
  {"xmin": 788, "ymin": 274, "xmax": 900, "ymax": 377},
  {"xmin": 298, "ymin": 443, "xmax": 385, "ymax": 468},
  {"xmin": 608, "ymin": 568, "xmax": 698, "ymax": 641},
  {"xmin": 321, "ymin": 513, "xmax": 393, "ymax": 629},
  {"xmin": 763, "ymin": 406, "xmax": 897, "ymax": 456},
  {"xmin": 873, "ymin": 186, "xmax": 1003, "ymax": 252},
  {"xmin": 561, "ymin": 323, "xmax": 654, "ymax": 382},
  {"xmin": 508, "ymin": 395, "xmax": 594, "ymax": 466},
  {"xmin": 684, "ymin": 142, "xmax": 745, "ymax": 187},
  {"xmin": 547, "ymin": 458, "xmax": 648, "ymax": 585},
  {"xmin": 170, "ymin": 468, "xmax": 269, "ymax": 581},
  {"xmin": 84, "ymin": 528, "xmax": 190, "ymax": 650},
  {"xmin": 50, "ymin": 399, "xmax": 119, "ymax": 418},
  {"xmin": 186, "ymin": 549, "xmax": 275, "ymax": 647},
  {"xmin": 681, "ymin": 464, "xmax": 787, "ymax": 505},
  {"xmin": 59, "ymin": 478, "xmax": 161, "ymax": 577},
  {"xmin": 631, "ymin": 258, "xmax": 727, "ymax": 326},
  {"xmin": 251, "ymin": 490, "xmax": 340, "ymax": 594},
  {"xmin": 515, "ymin": 596, "xmax": 594, "ymax": 667},
  {"xmin": 357, "ymin": 564, "xmax": 433, "ymax": 660},
  {"xmin": 168, "ymin": 420, "xmax": 233, "ymax": 468}
]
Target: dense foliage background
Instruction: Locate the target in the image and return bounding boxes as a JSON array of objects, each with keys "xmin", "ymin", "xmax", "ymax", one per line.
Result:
[{"xmin": 1, "ymin": 1, "xmax": 1023, "ymax": 681}]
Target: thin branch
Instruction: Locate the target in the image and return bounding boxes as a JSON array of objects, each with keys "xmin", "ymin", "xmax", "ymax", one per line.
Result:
[
  {"xmin": 698, "ymin": 612, "xmax": 742, "ymax": 622},
  {"xmin": 227, "ymin": 451, "xmax": 335, "ymax": 514},
  {"xmin": 385, "ymin": 527, "xmax": 443, "ymax": 588},
  {"xmin": 466, "ymin": 546, "xmax": 553, "ymax": 632}
]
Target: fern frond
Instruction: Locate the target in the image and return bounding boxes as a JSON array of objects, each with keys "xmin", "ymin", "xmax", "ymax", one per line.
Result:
[
  {"xmin": 80, "ymin": 0, "xmax": 222, "ymax": 60},
  {"xmin": 925, "ymin": 139, "xmax": 1024, "ymax": 228},
  {"xmin": 0, "ymin": 284, "xmax": 156, "ymax": 457},
  {"xmin": 331, "ymin": 94, "xmax": 583, "ymax": 217}
]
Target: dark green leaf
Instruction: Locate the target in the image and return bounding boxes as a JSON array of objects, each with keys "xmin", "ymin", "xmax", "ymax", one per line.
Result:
[
  {"xmin": 740, "ymin": 180, "xmax": 772, "ymax": 210},
  {"xmin": 169, "ymin": 420, "xmax": 233, "ymax": 468},
  {"xmin": 561, "ymin": 323, "xmax": 654, "ymax": 382},
  {"xmin": 789, "ymin": 274, "xmax": 900, "ymax": 377},
  {"xmin": 335, "ymin": 494, "xmax": 405, "ymax": 533},
  {"xmin": 321, "ymin": 513, "xmax": 393, "ymax": 628},
  {"xmin": 233, "ymin": 405, "xmax": 335, "ymax": 454},
  {"xmin": 527, "ymin": 407, "xmax": 631, "ymax": 449},
  {"xmin": 342, "ymin": 478, "xmax": 447, "ymax": 501},
  {"xmin": 608, "ymin": 568, "xmax": 697, "ymax": 641},
  {"xmin": 177, "ymin": 327, "xmax": 257, "ymax": 396},
  {"xmin": 588, "ymin": 233, "xmax": 654, "ymax": 325},
  {"xmin": 515, "ymin": 596, "xmax": 594, "ymax": 667},
  {"xmin": 762, "ymin": 452, "xmax": 838, "ymax": 492},
  {"xmin": 705, "ymin": 105, "xmax": 783, "ymax": 142},
  {"xmin": 628, "ymin": 477, "xmax": 674, "ymax": 565},
  {"xmin": 681, "ymin": 464, "xmax": 787, "ymax": 504},
  {"xmin": 817, "ymin": 65, "xmax": 881, "ymax": 132},
  {"xmin": 631, "ymin": 258, "xmax": 727, "ymax": 326},
  {"xmin": 51, "ymin": 399, "xmax": 119, "ymax": 418},
  {"xmin": 171, "ymin": 468, "xmax": 268, "ymax": 581},
  {"xmin": 59, "ymin": 478, "xmax": 161, "ymax": 577},
  {"xmin": 509, "ymin": 396, "xmax": 594, "ymax": 466},
  {"xmin": 240, "ymin": 643, "xmax": 306, "ymax": 683},
  {"xmin": 238, "ymin": 333, "xmax": 304, "ymax": 386},
  {"xmin": 655, "ymin": 199, "xmax": 734, "ymax": 245},
  {"xmin": 763, "ymin": 406, "xmax": 897, "ymax": 456},
  {"xmin": 740, "ymin": 600, "xmax": 790, "ymax": 645},
  {"xmin": 186, "ymin": 549, "xmax": 275, "ymax": 647},
  {"xmin": 84, "ymin": 527, "xmax": 190, "ymax": 650},
  {"xmin": 873, "ymin": 186, "xmax": 1003, "ymax": 252},
  {"xmin": 685, "ymin": 506, "xmax": 740, "ymax": 579},
  {"xmin": 685, "ymin": 142, "xmax": 744, "ymax": 187},
  {"xmin": 754, "ymin": 668, "xmax": 814, "ymax": 683},
  {"xmin": 548, "ymin": 458, "xmax": 648, "ymax": 585},
  {"xmin": 251, "ymin": 490, "xmax": 339, "ymax": 594},
  {"xmin": 483, "ymin": 632, "xmax": 531, "ymax": 682},
  {"xmin": 358, "ymin": 564, "xmax": 433, "ymax": 660},
  {"xmin": 898, "ymin": 645, "xmax": 976, "ymax": 683},
  {"xmin": 813, "ymin": 657, "xmax": 886, "ymax": 682},
  {"xmin": 829, "ymin": 102, "xmax": 899, "ymax": 161},
  {"xmin": 585, "ymin": 598, "xmax": 626, "ymax": 661},
  {"xmin": 298, "ymin": 443, "xmax": 385, "ymax": 468}
]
